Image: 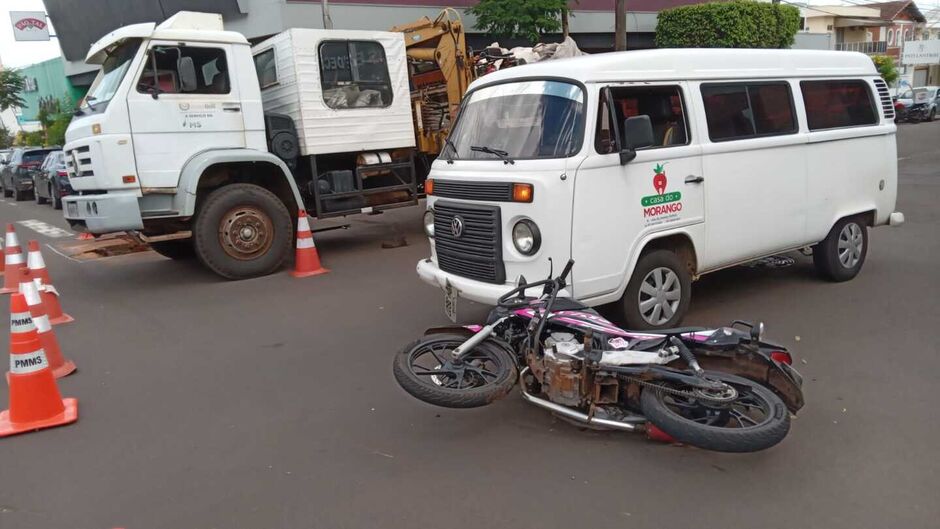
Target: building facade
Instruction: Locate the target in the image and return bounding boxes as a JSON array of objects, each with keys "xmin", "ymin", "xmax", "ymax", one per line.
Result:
[{"xmin": 13, "ymin": 56, "xmax": 89, "ymax": 128}]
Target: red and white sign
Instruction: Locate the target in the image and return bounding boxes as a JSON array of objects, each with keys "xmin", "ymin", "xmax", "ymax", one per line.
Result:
[{"xmin": 10, "ymin": 11, "xmax": 50, "ymax": 42}]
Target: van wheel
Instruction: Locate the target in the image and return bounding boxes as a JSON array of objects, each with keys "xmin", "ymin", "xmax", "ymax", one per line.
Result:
[
  {"xmin": 192, "ymin": 184, "xmax": 293, "ymax": 280},
  {"xmin": 813, "ymin": 216, "xmax": 868, "ymax": 282},
  {"xmin": 620, "ymin": 249, "xmax": 691, "ymax": 330}
]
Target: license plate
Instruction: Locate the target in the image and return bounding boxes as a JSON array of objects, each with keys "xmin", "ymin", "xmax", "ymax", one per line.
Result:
[
  {"xmin": 443, "ymin": 281, "xmax": 458, "ymax": 323},
  {"xmin": 67, "ymin": 202, "xmax": 78, "ymax": 217}
]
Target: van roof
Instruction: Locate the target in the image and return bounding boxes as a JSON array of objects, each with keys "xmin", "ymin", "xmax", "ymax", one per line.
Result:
[{"xmin": 470, "ymin": 48, "xmax": 879, "ymax": 90}]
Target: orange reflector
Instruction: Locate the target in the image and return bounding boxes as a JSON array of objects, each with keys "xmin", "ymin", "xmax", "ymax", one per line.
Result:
[
  {"xmin": 91, "ymin": 123, "xmax": 101, "ymax": 135},
  {"xmin": 425, "ymin": 178, "xmax": 434, "ymax": 195},
  {"xmin": 122, "ymin": 175, "xmax": 136, "ymax": 184},
  {"xmin": 512, "ymin": 183, "xmax": 534, "ymax": 203}
]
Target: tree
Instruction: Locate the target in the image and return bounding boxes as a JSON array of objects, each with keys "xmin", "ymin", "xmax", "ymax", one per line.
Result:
[
  {"xmin": 469, "ymin": 0, "xmax": 569, "ymax": 44},
  {"xmin": 0, "ymin": 69, "xmax": 26, "ymax": 112},
  {"xmin": 870, "ymin": 55, "xmax": 899, "ymax": 85},
  {"xmin": 0, "ymin": 126, "xmax": 13, "ymax": 149},
  {"xmin": 656, "ymin": 0, "xmax": 801, "ymax": 49}
]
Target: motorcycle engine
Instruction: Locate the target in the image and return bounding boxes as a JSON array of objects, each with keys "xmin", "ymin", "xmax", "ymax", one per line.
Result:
[{"xmin": 540, "ymin": 332, "xmax": 589, "ymax": 407}]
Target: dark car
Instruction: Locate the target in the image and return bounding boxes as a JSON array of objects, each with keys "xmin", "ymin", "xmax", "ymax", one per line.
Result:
[
  {"xmin": 32, "ymin": 150, "xmax": 72, "ymax": 209},
  {"xmin": 1, "ymin": 147, "xmax": 59, "ymax": 201}
]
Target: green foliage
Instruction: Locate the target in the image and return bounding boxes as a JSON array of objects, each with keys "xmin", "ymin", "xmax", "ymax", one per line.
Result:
[
  {"xmin": 870, "ymin": 55, "xmax": 899, "ymax": 85},
  {"xmin": 656, "ymin": 0, "xmax": 801, "ymax": 49},
  {"xmin": 0, "ymin": 69, "xmax": 26, "ymax": 112},
  {"xmin": 0, "ymin": 126, "xmax": 13, "ymax": 149},
  {"xmin": 45, "ymin": 113, "xmax": 72, "ymax": 147},
  {"xmin": 469, "ymin": 0, "xmax": 569, "ymax": 44},
  {"xmin": 15, "ymin": 130, "xmax": 45, "ymax": 147}
]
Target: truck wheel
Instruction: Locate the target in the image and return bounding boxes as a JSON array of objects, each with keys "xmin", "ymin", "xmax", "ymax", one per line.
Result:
[
  {"xmin": 149, "ymin": 240, "xmax": 195, "ymax": 260},
  {"xmin": 813, "ymin": 216, "xmax": 868, "ymax": 282},
  {"xmin": 619, "ymin": 249, "xmax": 691, "ymax": 330},
  {"xmin": 192, "ymin": 184, "xmax": 293, "ymax": 279}
]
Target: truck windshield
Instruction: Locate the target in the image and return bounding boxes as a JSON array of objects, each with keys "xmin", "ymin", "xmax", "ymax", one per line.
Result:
[
  {"xmin": 446, "ymin": 80, "xmax": 584, "ymax": 161},
  {"xmin": 81, "ymin": 38, "xmax": 142, "ymax": 114}
]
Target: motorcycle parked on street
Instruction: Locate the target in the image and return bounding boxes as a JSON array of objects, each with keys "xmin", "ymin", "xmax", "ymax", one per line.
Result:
[{"xmin": 394, "ymin": 260, "xmax": 804, "ymax": 452}]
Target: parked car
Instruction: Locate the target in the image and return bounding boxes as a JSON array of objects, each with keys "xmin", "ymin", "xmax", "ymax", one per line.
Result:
[
  {"xmin": 32, "ymin": 150, "xmax": 71, "ymax": 209},
  {"xmin": 911, "ymin": 86, "xmax": 939, "ymax": 121},
  {"xmin": 1, "ymin": 147, "xmax": 59, "ymax": 201},
  {"xmin": 0, "ymin": 149, "xmax": 11, "ymax": 165}
]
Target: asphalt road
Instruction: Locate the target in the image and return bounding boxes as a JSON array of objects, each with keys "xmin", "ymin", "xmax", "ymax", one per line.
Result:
[{"xmin": 1, "ymin": 121, "xmax": 938, "ymax": 529}]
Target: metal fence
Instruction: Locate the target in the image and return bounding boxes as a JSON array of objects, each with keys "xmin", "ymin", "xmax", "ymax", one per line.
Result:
[{"xmin": 835, "ymin": 41, "xmax": 888, "ymax": 54}]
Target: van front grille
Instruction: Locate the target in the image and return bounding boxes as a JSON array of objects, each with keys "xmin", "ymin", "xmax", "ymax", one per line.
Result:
[
  {"xmin": 873, "ymin": 78, "xmax": 894, "ymax": 120},
  {"xmin": 433, "ymin": 201, "xmax": 504, "ymax": 284},
  {"xmin": 432, "ymin": 180, "xmax": 513, "ymax": 202}
]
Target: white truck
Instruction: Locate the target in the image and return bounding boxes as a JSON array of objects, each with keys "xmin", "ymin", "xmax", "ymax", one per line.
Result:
[{"xmin": 63, "ymin": 12, "xmax": 419, "ymax": 278}]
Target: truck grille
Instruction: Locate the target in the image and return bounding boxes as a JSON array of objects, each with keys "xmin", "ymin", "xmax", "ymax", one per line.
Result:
[
  {"xmin": 66, "ymin": 146, "xmax": 94, "ymax": 177},
  {"xmin": 432, "ymin": 180, "xmax": 513, "ymax": 202},
  {"xmin": 434, "ymin": 201, "xmax": 504, "ymax": 284}
]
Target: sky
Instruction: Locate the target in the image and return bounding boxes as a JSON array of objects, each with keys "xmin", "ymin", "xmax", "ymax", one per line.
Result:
[{"xmin": 0, "ymin": 0, "xmax": 937, "ymax": 70}]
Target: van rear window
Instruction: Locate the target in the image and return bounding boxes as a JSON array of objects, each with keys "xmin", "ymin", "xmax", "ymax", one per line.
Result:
[
  {"xmin": 800, "ymin": 80, "xmax": 877, "ymax": 130},
  {"xmin": 701, "ymin": 82, "xmax": 796, "ymax": 141}
]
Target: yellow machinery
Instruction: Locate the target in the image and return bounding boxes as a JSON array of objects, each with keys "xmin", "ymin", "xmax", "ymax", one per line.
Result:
[{"xmin": 391, "ymin": 9, "xmax": 475, "ymax": 157}]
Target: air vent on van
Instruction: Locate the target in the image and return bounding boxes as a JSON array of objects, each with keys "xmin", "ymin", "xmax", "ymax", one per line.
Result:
[{"xmin": 873, "ymin": 78, "xmax": 894, "ymax": 120}]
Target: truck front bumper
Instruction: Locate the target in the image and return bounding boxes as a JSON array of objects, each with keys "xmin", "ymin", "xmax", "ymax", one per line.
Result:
[{"xmin": 62, "ymin": 191, "xmax": 144, "ymax": 233}]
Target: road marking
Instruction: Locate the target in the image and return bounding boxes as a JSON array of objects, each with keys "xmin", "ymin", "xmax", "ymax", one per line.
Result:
[{"xmin": 17, "ymin": 220, "xmax": 73, "ymax": 238}]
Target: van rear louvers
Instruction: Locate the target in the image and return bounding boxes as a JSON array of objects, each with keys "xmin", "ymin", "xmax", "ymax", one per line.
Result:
[{"xmin": 873, "ymin": 78, "xmax": 894, "ymax": 120}]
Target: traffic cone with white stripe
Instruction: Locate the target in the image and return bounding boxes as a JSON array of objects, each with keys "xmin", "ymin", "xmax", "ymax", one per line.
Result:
[
  {"xmin": 0, "ymin": 237, "xmax": 4, "ymax": 276},
  {"xmin": 0, "ymin": 225, "xmax": 26, "ymax": 294},
  {"xmin": 0, "ymin": 293, "xmax": 78, "ymax": 437},
  {"xmin": 19, "ymin": 275, "xmax": 75, "ymax": 378},
  {"xmin": 26, "ymin": 241, "xmax": 51, "ymax": 285},
  {"xmin": 25, "ymin": 240, "xmax": 73, "ymax": 325},
  {"xmin": 291, "ymin": 210, "xmax": 328, "ymax": 278}
]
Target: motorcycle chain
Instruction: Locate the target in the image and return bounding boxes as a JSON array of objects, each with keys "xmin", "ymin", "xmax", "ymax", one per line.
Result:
[{"xmin": 622, "ymin": 376, "xmax": 735, "ymax": 404}]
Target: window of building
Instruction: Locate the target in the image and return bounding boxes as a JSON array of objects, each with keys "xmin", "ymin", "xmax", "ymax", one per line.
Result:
[
  {"xmin": 318, "ymin": 40, "xmax": 392, "ymax": 109},
  {"xmin": 253, "ymin": 48, "xmax": 278, "ymax": 89},
  {"xmin": 800, "ymin": 80, "xmax": 878, "ymax": 130},
  {"xmin": 594, "ymin": 85, "xmax": 689, "ymax": 154},
  {"xmin": 887, "ymin": 29, "xmax": 894, "ymax": 45},
  {"xmin": 137, "ymin": 46, "xmax": 230, "ymax": 95},
  {"xmin": 700, "ymin": 82, "xmax": 796, "ymax": 141}
]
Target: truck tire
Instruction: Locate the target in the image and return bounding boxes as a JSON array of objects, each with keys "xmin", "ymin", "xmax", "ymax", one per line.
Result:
[
  {"xmin": 192, "ymin": 184, "xmax": 293, "ymax": 280},
  {"xmin": 618, "ymin": 249, "xmax": 691, "ymax": 331}
]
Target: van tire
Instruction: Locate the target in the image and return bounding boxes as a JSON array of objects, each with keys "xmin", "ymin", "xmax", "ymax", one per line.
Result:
[
  {"xmin": 192, "ymin": 184, "xmax": 293, "ymax": 280},
  {"xmin": 813, "ymin": 216, "xmax": 868, "ymax": 282},
  {"xmin": 620, "ymin": 249, "xmax": 691, "ymax": 330}
]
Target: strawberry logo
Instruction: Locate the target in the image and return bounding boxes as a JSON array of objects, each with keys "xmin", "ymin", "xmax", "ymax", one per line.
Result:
[{"xmin": 653, "ymin": 163, "xmax": 667, "ymax": 195}]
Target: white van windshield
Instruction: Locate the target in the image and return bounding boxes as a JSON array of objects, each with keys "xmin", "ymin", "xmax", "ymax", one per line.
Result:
[
  {"xmin": 445, "ymin": 80, "xmax": 584, "ymax": 161},
  {"xmin": 81, "ymin": 38, "xmax": 142, "ymax": 114}
]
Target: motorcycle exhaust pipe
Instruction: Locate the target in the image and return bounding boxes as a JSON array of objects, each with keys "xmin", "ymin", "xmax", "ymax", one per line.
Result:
[{"xmin": 519, "ymin": 369, "xmax": 644, "ymax": 432}]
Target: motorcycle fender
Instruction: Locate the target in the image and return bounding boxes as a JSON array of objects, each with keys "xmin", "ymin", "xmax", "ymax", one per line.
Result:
[
  {"xmin": 695, "ymin": 354, "xmax": 805, "ymax": 413},
  {"xmin": 423, "ymin": 325, "xmax": 479, "ymax": 338}
]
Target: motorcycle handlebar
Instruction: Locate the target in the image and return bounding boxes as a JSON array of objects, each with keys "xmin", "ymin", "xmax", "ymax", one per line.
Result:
[{"xmin": 496, "ymin": 259, "xmax": 575, "ymax": 307}]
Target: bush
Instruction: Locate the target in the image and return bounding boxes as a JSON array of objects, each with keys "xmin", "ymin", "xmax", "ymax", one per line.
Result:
[
  {"xmin": 468, "ymin": 0, "xmax": 568, "ymax": 44},
  {"xmin": 46, "ymin": 114, "xmax": 72, "ymax": 147},
  {"xmin": 656, "ymin": 0, "xmax": 801, "ymax": 49},
  {"xmin": 870, "ymin": 55, "xmax": 899, "ymax": 85}
]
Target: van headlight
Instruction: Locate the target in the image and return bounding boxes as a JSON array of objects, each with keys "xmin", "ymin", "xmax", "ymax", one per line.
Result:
[
  {"xmin": 512, "ymin": 219, "xmax": 540, "ymax": 255},
  {"xmin": 423, "ymin": 209, "xmax": 435, "ymax": 238}
]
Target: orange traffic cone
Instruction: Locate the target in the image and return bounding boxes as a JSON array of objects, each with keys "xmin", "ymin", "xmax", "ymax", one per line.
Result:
[
  {"xmin": 19, "ymin": 276, "xmax": 75, "ymax": 378},
  {"xmin": 0, "ymin": 237, "xmax": 4, "ymax": 276},
  {"xmin": 0, "ymin": 225, "xmax": 25, "ymax": 294},
  {"xmin": 291, "ymin": 210, "xmax": 328, "ymax": 278},
  {"xmin": 26, "ymin": 241, "xmax": 51, "ymax": 285},
  {"xmin": 35, "ymin": 276, "xmax": 74, "ymax": 325},
  {"xmin": 0, "ymin": 293, "xmax": 78, "ymax": 437}
]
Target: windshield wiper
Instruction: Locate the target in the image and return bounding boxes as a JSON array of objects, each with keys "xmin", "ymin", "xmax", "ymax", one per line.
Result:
[
  {"xmin": 471, "ymin": 145, "xmax": 514, "ymax": 165},
  {"xmin": 443, "ymin": 138, "xmax": 457, "ymax": 164}
]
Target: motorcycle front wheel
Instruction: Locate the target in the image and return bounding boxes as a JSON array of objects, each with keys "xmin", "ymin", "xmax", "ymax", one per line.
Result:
[
  {"xmin": 640, "ymin": 372, "xmax": 790, "ymax": 453},
  {"xmin": 393, "ymin": 333, "xmax": 517, "ymax": 409}
]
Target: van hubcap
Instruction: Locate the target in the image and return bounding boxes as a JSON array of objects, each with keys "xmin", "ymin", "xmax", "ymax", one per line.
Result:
[
  {"xmin": 837, "ymin": 223, "xmax": 863, "ymax": 269},
  {"xmin": 219, "ymin": 206, "xmax": 273, "ymax": 260},
  {"xmin": 638, "ymin": 267, "xmax": 681, "ymax": 326}
]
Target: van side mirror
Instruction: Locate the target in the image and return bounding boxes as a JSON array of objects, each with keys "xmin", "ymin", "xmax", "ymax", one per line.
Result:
[
  {"xmin": 619, "ymin": 115, "xmax": 654, "ymax": 165},
  {"xmin": 178, "ymin": 56, "xmax": 198, "ymax": 92}
]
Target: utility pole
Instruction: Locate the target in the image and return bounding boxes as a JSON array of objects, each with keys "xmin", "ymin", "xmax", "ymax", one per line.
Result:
[
  {"xmin": 322, "ymin": 0, "xmax": 334, "ymax": 29},
  {"xmin": 615, "ymin": 0, "xmax": 627, "ymax": 51}
]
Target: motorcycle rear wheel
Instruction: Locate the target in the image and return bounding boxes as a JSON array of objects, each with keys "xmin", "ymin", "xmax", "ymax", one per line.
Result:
[
  {"xmin": 640, "ymin": 372, "xmax": 790, "ymax": 453},
  {"xmin": 393, "ymin": 333, "xmax": 517, "ymax": 409}
]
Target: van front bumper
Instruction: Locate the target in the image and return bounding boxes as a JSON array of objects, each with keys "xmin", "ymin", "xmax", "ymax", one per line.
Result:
[
  {"xmin": 62, "ymin": 191, "xmax": 144, "ymax": 233},
  {"xmin": 416, "ymin": 258, "xmax": 513, "ymax": 305}
]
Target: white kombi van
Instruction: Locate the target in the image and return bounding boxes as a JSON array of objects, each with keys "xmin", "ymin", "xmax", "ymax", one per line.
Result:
[{"xmin": 418, "ymin": 49, "xmax": 905, "ymax": 330}]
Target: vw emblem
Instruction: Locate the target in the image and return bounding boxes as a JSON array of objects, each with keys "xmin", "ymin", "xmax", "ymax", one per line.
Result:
[{"xmin": 451, "ymin": 216, "xmax": 464, "ymax": 238}]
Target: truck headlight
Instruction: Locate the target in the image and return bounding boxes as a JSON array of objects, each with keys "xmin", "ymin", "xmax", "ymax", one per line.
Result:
[
  {"xmin": 423, "ymin": 209, "xmax": 435, "ymax": 238},
  {"xmin": 512, "ymin": 219, "xmax": 540, "ymax": 255}
]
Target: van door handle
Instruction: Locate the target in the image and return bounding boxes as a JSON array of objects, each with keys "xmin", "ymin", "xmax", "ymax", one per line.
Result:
[
  {"xmin": 684, "ymin": 175, "xmax": 704, "ymax": 184},
  {"xmin": 222, "ymin": 104, "xmax": 241, "ymax": 112}
]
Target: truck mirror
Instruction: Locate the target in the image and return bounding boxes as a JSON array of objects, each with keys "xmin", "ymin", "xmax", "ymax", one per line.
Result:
[
  {"xmin": 178, "ymin": 57, "xmax": 198, "ymax": 92},
  {"xmin": 619, "ymin": 115, "xmax": 654, "ymax": 165}
]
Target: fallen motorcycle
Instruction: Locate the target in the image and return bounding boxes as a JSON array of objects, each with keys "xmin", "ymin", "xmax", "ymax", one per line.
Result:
[{"xmin": 394, "ymin": 260, "xmax": 804, "ymax": 453}]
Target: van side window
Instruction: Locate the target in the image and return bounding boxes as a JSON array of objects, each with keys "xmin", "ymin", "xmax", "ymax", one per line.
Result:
[
  {"xmin": 319, "ymin": 40, "xmax": 393, "ymax": 109},
  {"xmin": 701, "ymin": 82, "xmax": 796, "ymax": 141},
  {"xmin": 594, "ymin": 85, "xmax": 689, "ymax": 154},
  {"xmin": 800, "ymin": 80, "xmax": 877, "ymax": 130},
  {"xmin": 137, "ymin": 46, "xmax": 230, "ymax": 95}
]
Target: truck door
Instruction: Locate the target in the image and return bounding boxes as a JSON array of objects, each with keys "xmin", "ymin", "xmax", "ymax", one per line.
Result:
[
  {"xmin": 126, "ymin": 42, "xmax": 247, "ymax": 189},
  {"xmin": 572, "ymin": 83, "xmax": 704, "ymax": 299}
]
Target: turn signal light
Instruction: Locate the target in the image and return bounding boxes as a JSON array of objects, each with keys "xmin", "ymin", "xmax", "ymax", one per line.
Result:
[
  {"xmin": 512, "ymin": 183, "xmax": 534, "ymax": 203},
  {"xmin": 91, "ymin": 123, "xmax": 101, "ymax": 135},
  {"xmin": 769, "ymin": 351, "xmax": 793, "ymax": 365},
  {"xmin": 122, "ymin": 175, "xmax": 136, "ymax": 184},
  {"xmin": 425, "ymin": 178, "xmax": 434, "ymax": 195}
]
